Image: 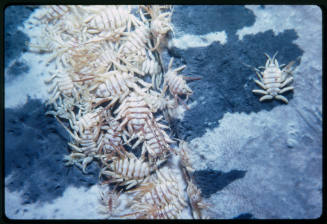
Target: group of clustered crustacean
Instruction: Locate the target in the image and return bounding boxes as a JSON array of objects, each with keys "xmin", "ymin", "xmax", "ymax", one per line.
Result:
[
  {"xmin": 27, "ymin": 5, "xmax": 297, "ymax": 220},
  {"xmin": 27, "ymin": 5, "xmax": 208, "ymax": 219}
]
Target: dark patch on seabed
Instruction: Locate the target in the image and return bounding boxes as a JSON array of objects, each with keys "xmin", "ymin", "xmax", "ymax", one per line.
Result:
[
  {"xmin": 5, "ymin": 98, "xmax": 99, "ymax": 204},
  {"xmin": 193, "ymin": 169, "xmax": 247, "ymax": 198},
  {"xmin": 4, "ymin": 6, "xmax": 38, "ymax": 68},
  {"xmin": 172, "ymin": 5, "xmax": 255, "ymax": 36},
  {"xmin": 5, "ymin": 59, "xmax": 30, "ymax": 83},
  {"xmin": 167, "ymin": 6, "xmax": 304, "ymax": 141},
  {"xmin": 233, "ymin": 213, "xmax": 255, "ymax": 219}
]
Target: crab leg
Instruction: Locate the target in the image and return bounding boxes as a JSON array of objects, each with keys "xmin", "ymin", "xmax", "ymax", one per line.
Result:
[
  {"xmin": 279, "ymin": 86, "xmax": 294, "ymax": 94},
  {"xmin": 252, "ymin": 89, "xmax": 268, "ymax": 95},
  {"xmin": 259, "ymin": 95, "xmax": 273, "ymax": 102},
  {"xmin": 254, "ymin": 79, "xmax": 266, "ymax": 90},
  {"xmin": 255, "ymin": 69, "xmax": 265, "ymax": 83},
  {"xmin": 280, "ymin": 77, "xmax": 293, "ymax": 88},
  {"xmin": 275, "ymin": 95, "xmax": 288, "ymax": 104}
]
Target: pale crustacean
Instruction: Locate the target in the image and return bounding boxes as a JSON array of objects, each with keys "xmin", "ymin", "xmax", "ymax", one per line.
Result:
[
  {"xmin": 55, "ymin": 114, "xmax": 104, "ymax": 173},
  {"xmin": 85, "ymin": 70, "xmax": 152, "ymax": 110},
  {"xmin": 114, "ymin": 92, "xmax": 175, "ymax": 160},
  {"xmin": 97, "ymin": 184, "xmax": 123, "ymax": 218},
  {"xmin": 121, "ymin": 202, "xmax": 181, "ymax": 219},
  {"xmin": 114, "ymin": 92, "xmax": 158, "ymax": 134},
  {"xmin": 177, "ymin": 141, "xmax": 210, "ymax": 219},
  {"xmin": 67, "ymin": 41, "xmax": 102, "ymax": 76},
  {"xmin": 139, "ymin": 5, "xmax": 174, "ymax": 51},
  {"xmin": 116, "ymin": 95, "xmax": 175, "ymax": 161},
  {"xmin": 45, "ymin": 95, "xmax": 76, "ymax": 121},
  {"xmin": 135, "ymin": 119, "xmax": 175, "ymax": 161},
  {"xmin": 56, "ymin": 107, "xmax": 105, "ymax": 150},
  {"xmin": 63, "ymin": 151, "xmax": 101, "ymax": 174},
  {"xmin": 67, "ymin": 126, "xmax": 104, "ymax": 154},
  {"xmin": 57, "ymin": 7, "xmax": 85, "ymax": 36},
  {"xmin": 177, "ymin": 140, "xmax": 195, "ymax": 174},
  {"xmin": 70, "ymin": 41, "xmax": 145, "ymax": 85},
  {"xmin": 33, "ymin": 5, "xmax": 71, "ymax": 24},
  {"xmin": 118, "ymin": 25, "xmax": 152, "ymax": 65},
  {"xmin": 142, "ymin": 87, "xmax": 179, "ymax": 122},
  {"xmin": 163, "ymin": 58, "xmax": 200, "ymax": 109},
  {"xmin": 123, "ymin": 168, "xmax": 187, "ymax": 219},
  {"xmin": 44, "ymin": 67, "xmax": 79, "ymax": 107},
  {"xmin": 99, "ymin": 112, "xmax": 128, "ymax": 155},
  {"xmin": 28, "ymin": 26, "xmax": 80, "ymax": 67},
  {"xmin": 68, "ymin": 107, "xmax": 104, "ymax": 134},
  {"xmin": 33, "ymin": 5, "xmax": 85, "ymax": 37},
  {"xmin": 80, "ymin": 5, "xmax": 145, "ymax": 46},
  {"xmin": 99, "ymin": 150, "xmax": 165, "ymax": 190},
  {"xmin": 82, "ymin": 5, "xmax": 143, "ymax": 34},
  {"xmin": 141, "ymin": 49, "xmax": 162, "ymax": 89},
  {"xmin": 252, "ymin": 52, "xmax": 295, "ymax": 104},
  {"xmin": 143, "ymin": 88, "xmax": 177, "ymax": 114},
  {"xmin": 90, "ymin": 41, "xmax": 145, "ymax": 76},
  {"xmin": 141, "ymin": 51, "xmax": 161, "ymax": 76},
  {"xmin": 186, "ymin": 178, "xmax": 210, "ymax": 219}
]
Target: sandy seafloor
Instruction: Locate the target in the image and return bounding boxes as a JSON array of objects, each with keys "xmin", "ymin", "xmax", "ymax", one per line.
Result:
[{"xmin": 4, "ymin": 5, "xmax": 322, "ymax": 219}]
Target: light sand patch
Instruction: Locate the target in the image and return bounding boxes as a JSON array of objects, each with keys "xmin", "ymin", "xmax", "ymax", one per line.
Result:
[{"xmin": 169, "ymin": 31, "xmax": 227, "ymax": 50}]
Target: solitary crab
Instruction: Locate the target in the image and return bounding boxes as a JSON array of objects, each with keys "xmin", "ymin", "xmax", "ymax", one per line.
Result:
[{"xmin": 252, "ymin": 52, "xmax": 296, "ymax": 104}]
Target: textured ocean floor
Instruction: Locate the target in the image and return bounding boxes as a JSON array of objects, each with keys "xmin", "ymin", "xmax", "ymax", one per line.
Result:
[{"xmin": 4, "ymin": 5, "xmax": 322, "ymax": 219}]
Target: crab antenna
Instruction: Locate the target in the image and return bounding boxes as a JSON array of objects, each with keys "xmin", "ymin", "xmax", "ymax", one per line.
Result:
[
  {"xmin": 264, "ymin": 52, "xmax": 271, "ymax": 61},
  {"xmin": 264, "ymin": 53, "xmax": 271, "ymax": 67},
  {"xmin": 272, "ymin": 51, "xmax": 279, "ymax": 61}
]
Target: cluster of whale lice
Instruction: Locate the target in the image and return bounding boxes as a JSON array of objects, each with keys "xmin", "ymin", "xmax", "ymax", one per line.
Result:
[
  {"xmin": 27, "ymin": 5, "xmax": 208, "ymax": 219},
  {"xmin": 26, "ymin": 5, "xmax": 298, "ymax": 219}
]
